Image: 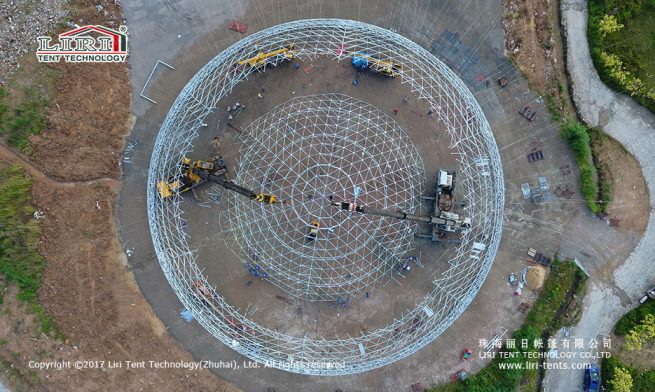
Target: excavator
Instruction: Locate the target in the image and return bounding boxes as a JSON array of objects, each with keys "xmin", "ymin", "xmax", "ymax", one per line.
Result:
[
  {"xmin": 156, "ymin": 157, "xmax": 227, "ymax": 199},
  {"xmin": 157, "ymin": 157, "xmax": 470, "ymax": 237},
  {"xmin": 156, "ymin": 156, "xmax": 282, "ymax": 205},
  {"xmin": 238, "ymin": 44, "xmax": 298, "ymax": 69}
]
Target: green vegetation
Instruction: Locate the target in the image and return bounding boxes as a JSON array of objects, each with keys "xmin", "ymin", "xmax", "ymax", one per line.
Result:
[
  {"xmin": 0, "ymin": 165, "xmax": 59, "ymax": 337},
  {"xmin": 615, "ymin": 298, "xmax": 655, "ymax": 336},
  {"xmin": 0, "ymin": 86, "xmax": 49, "ymax": 153},
  {"xmin": 561, "ymin": 122, "xmax": 612, "ymax": 214},
  {"xmin": 608, "ymin": 366, "xmax": 633, "ymax": 392},
  {"xmin": 589, "ymin": 0, "xmax": 655, "ymax": 113},
  {"xmin": 625, "ymin": 314, "xmax": 655, "ymax": 351},
  {"xmin": 429, "ymin": 260, "xmax": 587, "ymax": 392},
  {"xmin": 602, "ymin": 299, "xmax": 655, "ymax": 391},
  {"xmin": 0, "ymin": 53, "xmax": 61, "ymax": 154},
  {"xmin": 602, "ymin": 356, "xmax": 655, "ymax": 392},
  {"xmin": 542, "ymin": 92, "xmax": 612, "ymax": 215}
]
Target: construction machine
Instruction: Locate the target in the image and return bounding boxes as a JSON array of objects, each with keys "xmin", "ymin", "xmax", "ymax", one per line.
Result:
[
  {"xmin": 352, "ymin": 52, "xmax": 402, "ymax": 78},
  {"xmin": 329, "ymin": 169, "xmax": 471, "ymax": 240},
  {"xmin": 330, "ymin": 200, "xmax": 471, "ymax": 234},
  {"xmin": 435, "ymin": 170, "xmax": 455, "ymax": 212},
  {"xmin": 158, "ymin": 158, "xmax": 470, "ymax": 238},
  {"xmin": 157, "ymin": 156, "xmax": 282, "ymax": 205},
  {"xmin": 157, "ymin": 157, "xmax": 227, "ymax": 199},
  {"xmin": 306, "ymin": 219, "xmax": 320, "ymax": 240},
  {"xmin": 238, "ymin": 44, "xmax": 298, "ymax": 69}
]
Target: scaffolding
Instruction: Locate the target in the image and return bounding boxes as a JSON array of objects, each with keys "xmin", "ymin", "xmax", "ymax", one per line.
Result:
[
  {"xmin": 147, "ymin": 19, "xmax": 504, "ymax": 376},
  {"xmin": 222, "ymin": 94, "xmax": 424, "ymax": 301}
]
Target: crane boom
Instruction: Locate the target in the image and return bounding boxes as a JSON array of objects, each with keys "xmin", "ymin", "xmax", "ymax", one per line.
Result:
[
  {"xmin": 195, "ymin": 169, "xmax": 282, "ymax": 204},
  {"xmin": 330, "ymin": 201, "xmax": 471, "ymax": 231}
]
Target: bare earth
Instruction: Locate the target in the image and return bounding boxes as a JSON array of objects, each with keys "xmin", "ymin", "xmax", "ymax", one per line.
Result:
[
  {"xmin": 0, "ymin": 0, "xmax": 649, "ymax": 391},
  {"xmin": 0, "ymin": 2, "xmax": 239, "ymax": 391}
]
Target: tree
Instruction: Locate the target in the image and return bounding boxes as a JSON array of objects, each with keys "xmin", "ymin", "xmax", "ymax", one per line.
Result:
[
  {"xmin": 609, "ymin": 367, "xmax": 632, "ymax": 392},
  {"xmin": 625, "ymin": 313, "xmax": 655, "ymax": 351},
  {"xmin": 599, "ymin": 14, "xmax": 624, "ymax": 37}
]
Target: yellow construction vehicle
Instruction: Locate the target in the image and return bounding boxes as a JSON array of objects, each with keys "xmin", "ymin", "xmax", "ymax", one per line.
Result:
[
  {"xmin": 352, "ymin": 52, "xmax": 402, "ymax": 78},
  {"xmin": 156, "ymin": 157, "xmax": 226, "ymax": 199},
  {"xmin": 238, "ymin": 44, "xmax": 298, "ymax": 69},
  {"xmin": 157, "ymin": 156, "xmax": 283, "ymax": 205},
  {"xmin": 306, "ymin": 219, "xmax": 320, "ymax": 240}
]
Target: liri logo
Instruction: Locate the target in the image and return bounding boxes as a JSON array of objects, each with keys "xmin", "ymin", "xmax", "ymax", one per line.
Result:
[{"xmin": 37, "ymin": 25, "xmax": 128, "ymax": 63}]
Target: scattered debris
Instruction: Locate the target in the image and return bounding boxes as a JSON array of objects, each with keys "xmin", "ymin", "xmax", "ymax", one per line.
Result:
[
  {"xmin": 527, "ymin": 247, "xmax": 552, "ymax": 267},
  {"xmin": 228, "ymin": 20, "xmax": 247, "ymax": 33},
  {"xmin": 519, "ymin": 104, "xmax": 537, "ymax": 122},
  {"xmin": 517, "ymin": 302, "xmax": 530, "ymax": 314},
  {"xmin": 559, "ymin": 165, "xmax": 572, "ymax": 175},
  {"xmin": 508, "ymin": 273, "xmax": 519, "ymax": 286},
  {"xmin": 527, "ymin": 150, "xmax": 544, "ymax": 162},
  {"xmin": 0, "ymin": 0, "xmax": 68, "ymax": 84},
  {"xmin": 411, "ymin": 382, "xmax": 426, "ymax": 392},
  {"xmin": 275, "ymin": 295, "xmax": 293, "ymax": 305},
  {"xmin": 450, "ymin": 369, "xmax": 468, "ymax": 382}
]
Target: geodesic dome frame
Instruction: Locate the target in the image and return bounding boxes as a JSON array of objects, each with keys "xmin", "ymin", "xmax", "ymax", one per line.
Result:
[
  {"xmin": 147, "ymin": 19, "xmax": 504, "ymax": 376},
  {"xmin": 221, "ymin": 93, "xmax": 425, "ymax": 301}
]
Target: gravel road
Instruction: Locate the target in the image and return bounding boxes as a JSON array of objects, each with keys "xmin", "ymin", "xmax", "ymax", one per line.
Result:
[{"xmin": 544, "ymin": 1, "xmax": 655, "ymax": 391}]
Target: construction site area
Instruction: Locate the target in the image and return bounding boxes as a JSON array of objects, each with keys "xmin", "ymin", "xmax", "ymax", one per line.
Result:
[
  {"xmin": 1, "ymin": 0, "xmax": 653, "ymax": 392},
  {"xmin": 115, "ymin": 0, "xmax": 645, "ymax": 389}
]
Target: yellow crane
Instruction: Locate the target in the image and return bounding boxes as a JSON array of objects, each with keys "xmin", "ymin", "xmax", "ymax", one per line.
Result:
[
  {"xmin": 238, "ymin": 44, "xmax": 298, "ymax": 69},
  {"xmin": 352, "ymin": 52, "xmax": 402, "ymax": 78}
]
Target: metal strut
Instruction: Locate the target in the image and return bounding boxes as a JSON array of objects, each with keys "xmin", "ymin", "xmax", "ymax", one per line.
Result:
[
  {"xmin": 330, "ymin": 201, "xmax": 470, "ymax": 230},
  {"xmin": 195, "ymin": 170, "xmax": 281, "ymax": 204}
]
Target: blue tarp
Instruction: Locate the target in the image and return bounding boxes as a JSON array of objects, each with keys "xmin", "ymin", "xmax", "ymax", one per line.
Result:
[{"xmin": 180, "ymin": 309, "xmax": 194, "ymax": 322}]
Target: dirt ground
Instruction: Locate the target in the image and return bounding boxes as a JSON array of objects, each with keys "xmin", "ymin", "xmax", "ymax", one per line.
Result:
[
  {"xmin": 593, "ymin": 135, "xmax": 649, "ymax": 235},
  {"xmin": 612, "ymin": 335, "xmax": 655, "ymax": 370},
  {"xmin": 183, "ymin": 57, "xmax": 461, "ymax": 338},
  {"xmin": 0, "ymin": 1, "xmax": 239, "ymax": 391},
  {"xmin": 503, "ymin": 0, "xmax": 572, "ymax": 109},
  {"xmin": 502, "ymin": 0, "xmax": 649, "ymax": 239}
]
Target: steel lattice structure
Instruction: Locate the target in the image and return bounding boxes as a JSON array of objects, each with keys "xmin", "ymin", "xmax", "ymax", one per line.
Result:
[
  {"xmin": 147, "ymin": 19, "xmax": 504, "ymax": 376},
  {"xmin": 221, "ymin": 94, "xmax": 425, "ymax": 301}
]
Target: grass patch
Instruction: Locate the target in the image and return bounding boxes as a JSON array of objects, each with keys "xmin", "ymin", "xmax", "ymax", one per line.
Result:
[
  {"xmin": 588, "ymin": 0, "xmax": 655, "ymax": 113},
  {"xmin": 541, "ymin": 92, "xmax": 612, "ymax": 214},
  {"xmin": 0, "ymin": 165, "xmax": 60, "ymax": 338},
  {"xmin": 602, "ymin": 356, "xmax": 655, "ymax": 392},
  {"xmin": 0, "ymin": 87, "xmax": 48, "ymax": 152},
  {"xmin": 561, "ymin": 122, "xmax": 612, "ymax": 214},
  {"xmin": 588, "ymin": 129, "xmax": 614, "ymax": 210},
  {"xmin": 0, "ymin": 54, "xmax": 60, "ymax": 154},
  {"xmin": 428, "ymin": 260, "xmax": 587, "ymax": 392},
  {"xmin": 602, "ymin": 298, "xmax": 655, "ymax": 391},
  {"xmin": 614, "ymin": 300, "xmax": 655, "ymax": 336}
]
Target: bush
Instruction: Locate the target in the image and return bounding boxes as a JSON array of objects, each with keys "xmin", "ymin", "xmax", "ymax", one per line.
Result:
[
  {"xmin": 610, "ymin": 367, "xmax": 633, "ymax": 392},
  {"xmin": 588, "ymin": 0, "xmax": 655, "ymax": 113},
  {"xmin": 602, "ymin": 355, "xmax": 655, "ymax": 392},
  {"xmin": 0, "ymin": 165, "xmax": 59, "ymax": 336},
  {"xmin": 615, "ymin": 299, "xmax": 655, "ymax": 336},
  {"xmin": 429, "ymin": 260, "xmax": 586, "ymax": 392},
  {"xmin": 562, "ymin": 122, "xmax": 602, "ymax": 214}
]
